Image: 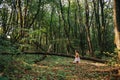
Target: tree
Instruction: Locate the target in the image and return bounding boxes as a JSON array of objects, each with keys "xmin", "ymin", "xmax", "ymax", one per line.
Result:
[
  {"xmin": 113, "ymin": 0, "xmax": 120, "ymax": 60},
  {"xmin": 84, "ymin": 0, "xmax": 94, "ymax": 56},
  {"xmin": 0, "ymin": 0, "xmax": 114, "ymax": 57}
]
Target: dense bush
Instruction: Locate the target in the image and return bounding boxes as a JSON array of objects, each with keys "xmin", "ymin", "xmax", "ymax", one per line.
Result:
[
  {"xmin": 0, "ymin": 35, "xmax": 20, "ymax": 54},
  {"xmin": 0, "ymin": 35, "xmax": 20, "ymax": 72}
]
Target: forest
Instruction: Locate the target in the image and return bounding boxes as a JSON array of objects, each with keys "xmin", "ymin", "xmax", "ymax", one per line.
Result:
[{"xmin": 0, "ymin": 0, "xmax": 120, "ymax": 80}]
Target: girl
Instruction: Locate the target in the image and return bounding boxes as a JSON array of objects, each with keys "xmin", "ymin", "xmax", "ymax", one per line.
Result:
[{"xmin": 73, "ymin": 50, "xmax": 80, "ymax": 63}]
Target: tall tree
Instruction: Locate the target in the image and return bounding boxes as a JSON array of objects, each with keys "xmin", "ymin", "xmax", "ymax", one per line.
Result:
[
  {"xmin": 85, "ymin": 0, "xmax": 94, "ymax": 56},
  {"xmin": 113, "ymin": 0, "xmax": 120, "ymax": 60}
]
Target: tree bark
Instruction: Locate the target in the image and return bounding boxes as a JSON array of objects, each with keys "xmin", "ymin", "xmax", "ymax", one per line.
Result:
[
  {"xmin": 113, "ymin": 0, "xmax": 120, "ymax": 60},
  {"xmin": 28, "ymin": 0, "xmax": 41, "ymax": 28},
  {"xmin": 85, "ymin": 0, "xmax": 94, "ymax": 56},
  {"xmin": 113, "ymin": 0, "xmax": 120, "ymax": 76},
  {"xmin": 17, "ymin": 0, "xmax": 23, "ymax": 37},
  {"xmin": 59, "ymin": 0, "xmax": 74, "ymax": 53}
]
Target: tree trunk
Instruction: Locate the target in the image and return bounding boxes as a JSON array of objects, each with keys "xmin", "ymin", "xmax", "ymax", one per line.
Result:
[
  {"xmin": 113, "ymin": 0, "xmax": 120, "ymax": 75},
  {"xmin": 85, "ymin": 0, "xmax": 94, "ymax": 56},
  {"xmin": 67, "ymin": 0, "xmax": 71, "ymax": 33},
  {"xmin": 17, "ymin": 0, "xmax": 23, "ymax": 36},
  {"xmin": 59, "ymin": 0, "xmax": 74, "ymax": 53},
  {"xmin": 113, "ymin": 0, "xmax": 120, "ymax": 60}
]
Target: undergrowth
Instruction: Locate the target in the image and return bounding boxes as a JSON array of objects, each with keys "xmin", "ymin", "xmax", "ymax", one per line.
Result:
[{"xmin": 0, "ymin": 55, "xmax": 118, "ymax": 80}]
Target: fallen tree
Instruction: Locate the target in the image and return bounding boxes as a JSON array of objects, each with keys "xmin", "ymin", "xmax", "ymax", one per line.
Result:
[
  {"xmin": 23, "ymin": 51, "xmax": 107, "ymax": 63},
  {"xmin": 0, "ymin": 51, "xmax": 107, "ymax": 63}
]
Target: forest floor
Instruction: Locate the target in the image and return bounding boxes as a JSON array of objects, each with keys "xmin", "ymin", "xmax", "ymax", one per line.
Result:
[{"xmin": 0, "ymin": 55, "xmax": 120, "ymax": 80}]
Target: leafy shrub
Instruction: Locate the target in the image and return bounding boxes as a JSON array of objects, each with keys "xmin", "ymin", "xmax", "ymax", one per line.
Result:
[
  {"xmin": 105, "ymin": 50, "xmax": 118, "ymax": 66},
  {"xmin": 0, "ymin": 55, "xmax": 14, "ymax": 72},
  {"xmin": 94, "ymin": 50, "xmax": 102, "ymax": 58},
  {"xmin": 0, "ymin": 76, "xmax": 8, "ymax": 80},
  {"xmin": 0, "ymin": 35, "xmax": 20, "ymax": 54},
  {"xmin": 0, "ymin": 35, "xmax": 20, "ymax": 78}
]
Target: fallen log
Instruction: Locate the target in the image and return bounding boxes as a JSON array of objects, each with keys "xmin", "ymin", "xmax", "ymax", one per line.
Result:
[
  {"xmin": 0, "ymin": 51, "xmax": 107, "ymax": 63},
  {"xmin": 23, "ymin": 51, "xmax": 107, "ymax": 63}
]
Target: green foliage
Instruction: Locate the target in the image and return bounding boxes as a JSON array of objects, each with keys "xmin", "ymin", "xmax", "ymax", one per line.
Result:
[
  {"xmin": 0, "ymin": 35, "xmax": 20, "ymax": 76},
  {"xmin": 18, "ymin": 28, "xmax": 47, "ymax": 51},
  {"xmin": 107, "ymin": 56, "xmax": 117, "ymax": 66},
  {"xmin": 94, "ymin": 50, "xmax": 102, "ymax": 58},
  {"xmin": 0, "ymin": 55, "xmax": 13, "ymax": 72},
  {"xmin": 0, "ymin": 35, "xmax": 20, "ymax": 54},
  {"xmin": 1, "ymin": 55, "xmax": 115, "ymax": 80},
  {"xmin": 0, "ymin": 76, "xmax": 8, "ymax": 80},
  {"xmin": 0, "ymin": 0, "xmax": 115, "ymax": 55},
  {"xmin": 105, "ymin": 49, "xmax": 119, "ymax": 66}
]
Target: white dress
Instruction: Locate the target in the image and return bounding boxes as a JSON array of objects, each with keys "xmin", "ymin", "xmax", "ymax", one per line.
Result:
[{"xmin": 73, "ymin": 57, "xmax": 80, "ymax": 63}]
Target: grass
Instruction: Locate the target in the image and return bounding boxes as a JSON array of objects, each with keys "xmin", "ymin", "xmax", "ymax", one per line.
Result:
[{"xmin": 0, "ymin": 55, "xmax": 118, "ymax": 80}]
